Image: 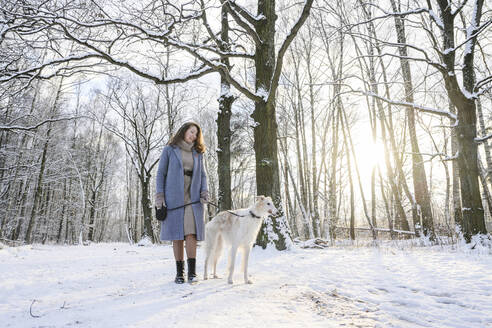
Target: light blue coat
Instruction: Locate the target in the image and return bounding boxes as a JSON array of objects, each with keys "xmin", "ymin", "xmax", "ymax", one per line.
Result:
[{"xmin": 156, "ymin": 145, "xmax": 208, "ymax": 241}]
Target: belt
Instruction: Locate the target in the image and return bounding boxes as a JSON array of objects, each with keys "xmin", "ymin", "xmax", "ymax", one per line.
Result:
[{"xmin": 184, "ymin": 170, "xmax": 193, "ymax": 176}]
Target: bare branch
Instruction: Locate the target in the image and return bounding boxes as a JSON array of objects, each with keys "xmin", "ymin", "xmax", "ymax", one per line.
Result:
[
  {"xmin": 475, "ymin": 133, "xmax": 492, "ymax": 143},
  {"xmin": 226, "ymin": 0, "xmax": 263, "ymax": 26},
  {"xmin": 452, "ymin": 0, "xmax": 470, "ymax": 17},
  {"xmin": 221, "ymin": 0, "xmax": 262, "ymax": 45},
  {"xmin": 268, "ymin": 0, "xmax": 315, "ymax": 104},
  {"xmin": 365, "ymin": 91, "xmax": 458, "ymax": 122},
  {"xmin": 0, "ymin": 115, "xmax": 86, "ymax": 131}
]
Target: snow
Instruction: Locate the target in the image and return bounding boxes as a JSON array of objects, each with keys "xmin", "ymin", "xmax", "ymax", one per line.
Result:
[
  {"xmin": 462, "ymin": 88, "xmax": 478, "ymax": 100},
  {"xmin": 428, "ymin": 10, "xmax": 444, "ymax": 29},
  {"xmin": 464, "ymin": 0, "xmax": 479, "ymax": 57},
  {"xmin": 256, "ymin": 87, "xmax": 269, "ymax": 101},
  {"xmin": 442, "ymin": 48, "xmax": 454, "ymax": 55},
  {"xmin": 220, "ymin": 82, "xmax": 232, "ymax": 98},
  {"xmin": 1, "ymin": 242, "xmax": 492, "ymax": 327}
]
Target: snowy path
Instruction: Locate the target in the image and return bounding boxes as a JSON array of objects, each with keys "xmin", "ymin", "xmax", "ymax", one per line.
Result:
[{"xmin": 1, "ymin": 243, "xmax": 491, "ymax": 328}]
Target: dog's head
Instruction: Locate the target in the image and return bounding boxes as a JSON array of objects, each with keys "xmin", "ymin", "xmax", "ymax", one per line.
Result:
[{"xmin": 254, "ymin": 196, "xmax": 278, "ymax": 216}]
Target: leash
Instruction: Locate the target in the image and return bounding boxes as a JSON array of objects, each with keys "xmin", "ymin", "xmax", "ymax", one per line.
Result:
[
  {"xmin": 171, "ymin": 200, "xmax": 261, "ymax": 219},
  {"xmin": 205, "ymin": 201, "xmax": 261, "ymax": 219},
  {"xmin": 166, "ymin": 200, "xmax": 201, "ymax": 211}
]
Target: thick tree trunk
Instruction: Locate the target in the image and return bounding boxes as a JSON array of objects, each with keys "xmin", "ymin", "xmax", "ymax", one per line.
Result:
[
  {"xmin": 253, "ymin": 0, "xmax": 290, "ymax": 250},
  {"xmin": 216, "ymin": 89, "xmax": 233, "ymax": 211},
  {"xmin": 216, "ymin": 5, "xmax": 234, "ymax": 212},
  {"xmin": 436, "ymin": 0, "xmax": 486, "ymax": 240},
  {"xmin": 455, "ymin": 100, "xmax": 486, "ymax": 239}
]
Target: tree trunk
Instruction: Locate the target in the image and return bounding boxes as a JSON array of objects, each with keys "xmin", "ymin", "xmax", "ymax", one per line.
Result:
[
  {"xmin": 455, "ymin": 100, "xmax": 486, "ymax": 239},
  {"xmin": 437, "ymin": 0, "xmax": 486, "ymax": 241},
  {"xmin": 450, "ymin": 102, "xmax": 463, "ymax": 229},
  {"xmin": 253, "ymin": 0, "xmax": 290, "ymax": 250},
  {"xmin": 390, "ymin": 0, "xmax": 434, "ymax": 238},
  {"xmin": 140, "ymin": 173, "xmax": 154, "ymax": 242},
  {"xmin": 216, "ymin": 5, "xmax": 234, "ymax": 212},
  {"xmin": 339, "ymin": 108, "xmax": 355, "ymax": 240}
]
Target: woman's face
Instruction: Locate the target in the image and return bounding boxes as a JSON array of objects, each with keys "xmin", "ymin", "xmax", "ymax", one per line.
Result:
[{"xmin": 184, "ymin": 125, "xmax": 198, "ymax": 144}]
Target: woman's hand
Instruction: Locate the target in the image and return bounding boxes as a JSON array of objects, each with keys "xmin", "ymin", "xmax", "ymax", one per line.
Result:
[
  {"xmin": 155, "ymin": 193, "xmax": 166, "ymax": 208},
  {"xmin": 200, "ymin": 191, "xmax": 209, "ymax": 204}
]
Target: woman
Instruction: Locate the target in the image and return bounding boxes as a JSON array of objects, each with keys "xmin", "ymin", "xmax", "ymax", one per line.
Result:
[{"xmin": 155, "ymin": 122, "xmax": 208, "ymax": 284}]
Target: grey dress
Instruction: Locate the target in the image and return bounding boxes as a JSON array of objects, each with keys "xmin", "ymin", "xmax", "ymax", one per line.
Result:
[{"xmin": 178, "ymin": 140, "xmax": 196, "ymax": 236}]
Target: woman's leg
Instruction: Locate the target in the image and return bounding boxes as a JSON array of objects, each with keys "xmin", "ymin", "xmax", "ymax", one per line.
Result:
[
  {"xmin": 184, "ymin": 234, "xmax": 197, "ymax": 258},
  {"xmin": 173, "ymin": 240, "xmax": 184, "ymax": 260}
]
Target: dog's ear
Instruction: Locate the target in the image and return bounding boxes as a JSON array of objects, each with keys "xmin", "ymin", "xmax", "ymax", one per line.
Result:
[{"xmin": 256, "ymin": 195, "xmax": 266, "ymax": 202}]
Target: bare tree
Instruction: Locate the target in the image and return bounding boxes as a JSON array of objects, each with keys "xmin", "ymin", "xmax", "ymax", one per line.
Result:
[{"xmin": 98, "ymin": 79, "xmax": 168, "ymax": 243}]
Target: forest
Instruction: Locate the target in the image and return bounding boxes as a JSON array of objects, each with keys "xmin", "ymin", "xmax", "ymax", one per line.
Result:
[{"xmin": 0, "ymin": 0, "xmax": 491, "ymax": 249}]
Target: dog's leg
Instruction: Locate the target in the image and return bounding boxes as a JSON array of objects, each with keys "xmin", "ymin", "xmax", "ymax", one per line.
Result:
[
  {"xmin": 203, "ymin": 250, "xmax": 209, "ymax": 280},
  {"xmin": 203, "ymin": 228, "xmax": 213, "ymax": 280},
  {"xmin": 212, "ymin": 235, "xmax": 223, "ymax": 279},
  {"xmin": 242, "ymin": 246, "xmax": 253, "ymax": 284},
  {"xmin": 227, "ymin": 245, "xmax": 238, "ymax": 284}
]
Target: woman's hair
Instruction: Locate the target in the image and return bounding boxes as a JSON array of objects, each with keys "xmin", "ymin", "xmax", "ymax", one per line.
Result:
[{"xmin": 168, "ymin": 122, "xmax": 206, "ymax": 153}]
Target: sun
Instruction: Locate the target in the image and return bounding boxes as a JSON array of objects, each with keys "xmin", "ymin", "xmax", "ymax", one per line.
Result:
[{"xmin": 353, "ymin": 139, "xmax": 386, "ymax": 181}]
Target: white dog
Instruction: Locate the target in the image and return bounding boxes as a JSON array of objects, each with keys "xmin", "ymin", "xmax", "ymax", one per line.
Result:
[{"xmin": 203, "ymin": 196, "xmax": 278, "ymax": 284}]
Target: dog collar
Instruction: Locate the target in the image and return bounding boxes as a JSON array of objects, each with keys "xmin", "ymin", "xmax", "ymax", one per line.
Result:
[{"xmin": 249, "ymin": 210, "xmax": 261, "ymax": 219}]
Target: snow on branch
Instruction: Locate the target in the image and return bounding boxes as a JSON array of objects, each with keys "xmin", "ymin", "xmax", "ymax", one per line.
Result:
[
  {"xmin": 427, "ymin": 9, "xmax": 444, "ymax": 29},
  {"xmin": 461, "ymin": 19, "xmax": 491, "ymax": 57},
  {"xmin": 226, "ymin": 0, "xmax": 264, "ymax": 25},
  {"xmin": 223, "ymin": 1, "xmax": 262, "ymax": 45},
  {"xmin": 451, "ymin": 0, "xmax": 470, "ymax": 17},
  {"xmin": 59, "ymin": 25, "xmax": 219, "ymax": 86},
  {"xmin": 475, "ymin": 75, "xmax": 492, "ymax": 95},
  {"xmin": 199, "ymin": 0, "xmax": 222, "ymax": 48},
  {"xmin": 413, "ymin": 151, "xmax": 459, "ymax": 162},
  {"xmin": 366, "ymin": 92, "xmax": 457, "ymax": 121},
  {"xmin": 475, "ymin": 133, "xmax": 492, "ymax": 143},
  {"xmin": 0, "ymin": 54, "xmax": 102, "ymax": 82},
  {"xmin": 0, "ymin": 115, "xmax": 86, "ymax": 131}
]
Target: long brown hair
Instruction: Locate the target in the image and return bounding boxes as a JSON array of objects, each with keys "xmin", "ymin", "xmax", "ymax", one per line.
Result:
[{"xmin": 168, "ymin": 122, "xmax": 206, "ymax": 153}]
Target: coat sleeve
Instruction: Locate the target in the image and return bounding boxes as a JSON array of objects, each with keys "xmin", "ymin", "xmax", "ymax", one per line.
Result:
[
  {"xmin": 200, "ymin": 154, "xmax": 208, "ymax": 193},
  {"xmin": 156, "ymin": 146, "xmax": 170, "ymax": 194}
]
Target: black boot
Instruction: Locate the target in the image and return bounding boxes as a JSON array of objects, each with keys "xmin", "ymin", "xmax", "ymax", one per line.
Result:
[
  {"xmin": 175, "ymin": 260, "xmax": 185, "ymax": 284},
  {"xmin": 187, "ymin": 258, "xmax": 197, "ymax": 283}
]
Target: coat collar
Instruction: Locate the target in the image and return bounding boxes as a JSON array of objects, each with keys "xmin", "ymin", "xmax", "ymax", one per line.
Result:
[{"xmin": 170, "ymin": 145, "xmax": 199, "ymax": 170}]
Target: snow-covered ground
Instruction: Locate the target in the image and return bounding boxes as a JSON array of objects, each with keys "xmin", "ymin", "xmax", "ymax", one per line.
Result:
[{"xmin": 1, "ymin": 240, "xmax": 491, "ymax": 328}]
